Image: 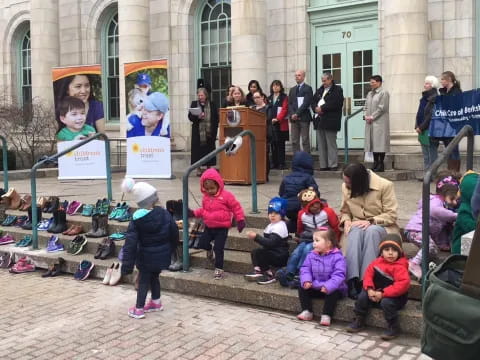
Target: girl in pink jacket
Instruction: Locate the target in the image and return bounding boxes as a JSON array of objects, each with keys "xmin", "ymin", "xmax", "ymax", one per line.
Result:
[{"xmin": 189, "ymin": 168, "xmax": 245, "ymax": 279}]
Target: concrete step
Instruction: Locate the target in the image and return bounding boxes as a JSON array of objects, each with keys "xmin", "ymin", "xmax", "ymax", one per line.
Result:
[{"xmin": 0, "ymin": 244, "xmax": 422, "ymax": 337}]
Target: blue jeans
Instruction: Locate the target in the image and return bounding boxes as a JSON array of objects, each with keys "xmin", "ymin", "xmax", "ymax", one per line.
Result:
[
  {"xmin": 286, "ymin": 242, "xmax": 313, "ymax": 274},
  {"xmin": 421, "ymin": 143, "xmax": 438, "ymax": 170}
]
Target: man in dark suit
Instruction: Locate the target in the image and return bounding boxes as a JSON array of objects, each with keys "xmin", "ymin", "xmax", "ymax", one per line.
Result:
[
  {"xmin": 288, "ymin": 70, "xmax": 313, "ymax": 153},
  {"xmin": 312, "ymin": 73, "xmax": 344, "ymax": 171}
]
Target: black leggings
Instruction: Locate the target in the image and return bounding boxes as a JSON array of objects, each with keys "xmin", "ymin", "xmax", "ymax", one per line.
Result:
[
  {"xmin": 298, "ymin": 287, "xmax": 343, "ymax": 316},
  {"xmin": 198, "ymin": 227, "xmax": 229, "ymax": 269},
  {"xmin": 136, "ymin": 271, "xmax": 160, "ymax": 308},
  {"xmin": 251, "ymin": 248, "xmax": 288, "ymax": 271}
]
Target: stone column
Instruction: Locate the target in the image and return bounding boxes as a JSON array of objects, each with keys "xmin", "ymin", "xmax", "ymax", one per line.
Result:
[
  {"xmin": 231, "ymin": 0, "xmax": 267, "ymax": 91},
  {"xmin": 118, "ymin": 0, "xmax": 150, "ymax": 135},
  {"xmin": 382, "ymin": 0, "xmax": 427, "ymax": 150},
  {"xmin": 30, "ymin": 0, "xmax": 59, "ymax": 104}
]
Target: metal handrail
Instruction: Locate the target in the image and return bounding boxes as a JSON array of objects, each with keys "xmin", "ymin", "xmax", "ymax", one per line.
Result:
[
  {"xmin": 343, "ymin": 108, "xmax": 364, "ymax": 164},
  {"xmin": 0, "ymin": 135, "xmax": 8, "ymax": 190},
  {"xmin": 421, "ymin": 125, "xmax": 474, "ymax": 292},
  {"xmin": 30, "ymin": 133, "xmax": 112, "ymax": 249},
  {"xmin": 182, "ymin": 130, "xmax": 259, "ymax": 271}
]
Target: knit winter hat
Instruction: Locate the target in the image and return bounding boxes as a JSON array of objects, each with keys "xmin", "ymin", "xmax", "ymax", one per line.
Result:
[
  {"xmin": 121, "ymin": 178, "xmax": 158, "ymax": 208},
  {"xmin": 379, "ymin": 233, "xmax": 403, "ymax": 256}
]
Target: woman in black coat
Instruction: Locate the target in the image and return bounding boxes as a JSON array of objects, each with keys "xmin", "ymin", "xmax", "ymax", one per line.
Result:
[
  {"xmin": 188, "ymin": 88, "xmax": 219, "ymax": 176},
  {"xmin": 432, "ymin": 71, "xmax": 462, "ymax": 171},
  {"xmin": 312, "ymin": 73, "xmax": 344, "ymax": 171}
]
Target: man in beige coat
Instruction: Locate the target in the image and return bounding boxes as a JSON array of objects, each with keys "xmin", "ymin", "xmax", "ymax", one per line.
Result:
[
  {"xmin": 364, "ymin": 75, "xmax": 390, "ymax": 172},
  {"xmin": 339, "ymin": 163, "xmax": 399, "ymax": 299}
]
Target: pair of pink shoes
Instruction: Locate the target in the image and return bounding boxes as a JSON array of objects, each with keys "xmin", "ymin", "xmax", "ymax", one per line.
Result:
[
  {"xmin": 10, "ymin": 256, "xmax": 35, "ymax": 273},
  {"xmin": 128, "ymin": 300, "xmax": 164, "ymax": 319},
  {"xmin": 66, "ymin": 201, "xmax": 82, "ymax": 216},
  {"xmin": 0, "ymin": 234, "xmax": 14, "ymax": 245}
]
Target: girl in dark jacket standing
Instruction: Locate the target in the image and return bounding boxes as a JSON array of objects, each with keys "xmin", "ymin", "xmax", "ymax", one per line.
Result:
[
  {"xmin": 432, "ymin": 71, "xmax": 462, "ymax": 172},
  {"xmin": 189, "ymin": 88, "xmax": 219, "ymax": 177},
  {"xmin": 415, "ymin": 76, "xmax": 440, "ymax": 171},
  {"xmin": 268, "ymin": 80, "xmax": 289, "ymax": 170},
  {"xmin": 121, "ymin": 179, "xmax": 179, "ymax": 319}
]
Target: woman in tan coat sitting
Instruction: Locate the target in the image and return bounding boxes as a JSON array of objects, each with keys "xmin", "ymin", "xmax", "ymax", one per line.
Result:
[{"xmin": 339, "ymin": 163, "xmax": 399, "ymax": 299}]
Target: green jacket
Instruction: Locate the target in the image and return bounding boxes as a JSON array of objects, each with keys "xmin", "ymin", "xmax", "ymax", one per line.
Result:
[{"xmin": 452, "ymin": 171, "xmax": 479, "ymax": 254}]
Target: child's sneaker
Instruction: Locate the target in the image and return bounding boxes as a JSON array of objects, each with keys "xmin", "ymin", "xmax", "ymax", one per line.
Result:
[
  {"xmin": 144, "ymin": 300, "xmax": 164, "ymax": 312},
  {"xmin": 214, "ymin": 268, "xmax": 224, "ymax": 280},
  {"xmin": 408, "ymin": 260, "xmax": 422, "ymax": 280},
  {"xmin": 128, "ymin": 306, "xmax": 145, "ymax": 319},
  {"xmin": 319, "ymin": 314, "xmax": 331, "ymax": 326},
  {"xmin": 244, "ymin": 269, "xmax": 263, "ymax": 282},
  {"xmin": 297, "ymin": 310, "xmax": 313, "ymax": 321},
  {"xmin": 257, "ymin": 273, "xmax": 276, "ymax": 285}
]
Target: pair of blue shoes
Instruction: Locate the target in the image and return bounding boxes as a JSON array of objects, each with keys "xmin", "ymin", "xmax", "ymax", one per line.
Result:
[
  {"xmin": 37, "ymin": 218, "xmax": 53, "ymax": 231},
  {"xmin": 15, "ymin": 235, "xmax": 32, "ymax": 247}
]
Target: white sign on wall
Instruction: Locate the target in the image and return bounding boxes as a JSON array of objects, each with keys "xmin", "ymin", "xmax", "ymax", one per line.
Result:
[
  {"xmin": 57, "ymin": 140, "xmax": 107, "ymax": 180},
  {"xmin": 126, "ymin": 136, "xmax": 171, "ymax": 178}
]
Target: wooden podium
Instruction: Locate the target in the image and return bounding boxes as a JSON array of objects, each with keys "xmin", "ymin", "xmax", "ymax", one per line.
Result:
[{"xmin": 219, "ymin": 107, "xmax": 267, "ymax": 184}]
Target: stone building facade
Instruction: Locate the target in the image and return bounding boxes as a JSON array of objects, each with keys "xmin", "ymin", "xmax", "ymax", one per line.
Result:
[{"xmin": 0, "ymin": 0, "xmax": 477, "ymax": 153}]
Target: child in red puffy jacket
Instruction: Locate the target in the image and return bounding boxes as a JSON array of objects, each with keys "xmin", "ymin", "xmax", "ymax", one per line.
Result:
[
  {"xmin": 189, "ymin": 168, "xmax": 245, "ymax": 280},
  {"xmin": 347, "ymin": 233, "xmax": 410, "ymax": 341}
]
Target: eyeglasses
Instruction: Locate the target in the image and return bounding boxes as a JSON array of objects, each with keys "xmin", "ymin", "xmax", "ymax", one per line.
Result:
[{"xmin": 253, "ymin": 96, "xmax": 261, "ymax": 99}]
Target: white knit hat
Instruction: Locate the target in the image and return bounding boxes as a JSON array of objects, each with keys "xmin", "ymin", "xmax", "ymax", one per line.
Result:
[{"xmin": 121, "ymin": 178, "xmax": 158, "ymax": 208}]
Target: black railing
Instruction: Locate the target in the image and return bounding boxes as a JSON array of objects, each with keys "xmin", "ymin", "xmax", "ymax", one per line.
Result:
[{"xmin": 343, "ymin": 108, "xmax": 363, "ymax": 164}]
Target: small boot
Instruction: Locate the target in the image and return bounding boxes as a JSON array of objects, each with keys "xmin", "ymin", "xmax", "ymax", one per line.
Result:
[
  {"xmin": 372, "ymin": 153, "xmax": 379, "ymax": 171},
  {"xmin": 381, "ymin": 318, "xmax": 401, "ymax": 340},
  {"xmin": 47, "ymin": 211, "xmax": 59, "ymax": 233},
  {"xmin": 447, "ymin": 159, "xmax": 461, "ymax": 172},
  {"xmin": 91, "ymin": 214, "xmax": 108, "ymax": 238},
  {"xmin": 86, "ymin": 214, "xmax": 99, "ymax": 237},
  {"xmin": 0, "ymin": 201, "xmax": 6, "ymax": 222},
  {"xmin": 168, "ymin": 247, "xmax": 183, "ymax": 271},
  {"xmin": 2, "ymin": 188, "xmax": 21, "ymax": 210},
  {"xmin": 347, "ymin": 315, "xmax": 366, "ymax": 333},
  {"xmin": 50, "ymin": 209, "xmax": 68, "ymax": 234}
]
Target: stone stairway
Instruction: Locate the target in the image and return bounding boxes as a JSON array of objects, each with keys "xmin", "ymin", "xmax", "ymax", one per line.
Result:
[{"xmin": 0, "ymin": 208, "xmax": 424, "ymax": 336}]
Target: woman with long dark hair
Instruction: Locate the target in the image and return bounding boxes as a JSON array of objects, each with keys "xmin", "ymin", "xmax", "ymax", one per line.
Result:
[
  {"xmin": 267, "ymin": 80, "xmax": 289, "ymax": 169},
  {"xmin": 245, "ymin": 80, "xmax": 263, "ymax": 107},
  {"xmin": 54, "ymin": 74, "xmax": 105, "ymax": 133},
  {"xmin": 188, "ymin": 87, "xmax": 219, "ymax": 176},
  {"xmin": 340, "ymin": 163, "xmax": 399, "ymax": 299}
]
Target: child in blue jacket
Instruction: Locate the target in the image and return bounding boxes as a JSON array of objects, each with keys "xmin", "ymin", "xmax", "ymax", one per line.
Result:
[{"xmin": 121, "ymin": 179, "xmax": 179, "ymax": 319}]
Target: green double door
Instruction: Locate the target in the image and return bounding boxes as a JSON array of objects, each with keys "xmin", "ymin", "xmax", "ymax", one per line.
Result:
[{"xmin": 313, "ymin": 21, "xmax": 378, "ymax": 149}]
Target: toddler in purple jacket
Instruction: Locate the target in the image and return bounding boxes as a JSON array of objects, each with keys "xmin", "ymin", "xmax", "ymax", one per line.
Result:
[
  {"xmin": 296, "ymin": 227, "xmax": 347, "ymax": 326},
  {"xmin": 404, "ymin": 173, "xmax": 459, "ymax": 280}
]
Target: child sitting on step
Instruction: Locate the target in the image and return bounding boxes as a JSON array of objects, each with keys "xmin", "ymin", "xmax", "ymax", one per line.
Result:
[
  {"xmin": 347, "ymin": 234, "xmax": 410, "ymax": 340},
  {"xmin": 404, "ymin": 172, "xmax": 459, "ymax": 280},
  {"xmin": 120, "ymin": 178, "xmax": 179, "ymax": 319},
  {"xmin": 244, "ymin": 197, "xmax": 290, "ymax": 285},
  {"xmin": 296, "ymin": 227, "xmax": 347, "ymax": 327},
  {"xmin": 277, "ymin": 193, "xmax": 340, "ymax": 288},
  {"xmin": 188, "ymin": 168, "xmax": 245, "ymax": 280}
]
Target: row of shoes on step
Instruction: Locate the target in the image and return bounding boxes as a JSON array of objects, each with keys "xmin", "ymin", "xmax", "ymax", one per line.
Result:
[{"xmin": 38, "ymin": 197, "xmax": 83, "ymax": 216}]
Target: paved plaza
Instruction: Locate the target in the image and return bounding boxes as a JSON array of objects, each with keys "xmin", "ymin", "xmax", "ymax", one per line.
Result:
[{"xmin": 1, "ymin": 271, "xmax": 431, "ymax": 360}]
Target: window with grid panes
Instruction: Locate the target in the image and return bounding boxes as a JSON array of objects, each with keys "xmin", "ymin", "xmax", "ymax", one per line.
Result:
[
  {"xmin": 103, "ymin": 13, "xmax": 120, "ymax": 121},
  {"xmin": 20, "ymin": 30, "xmax": 32, "ymax": 105},
  {"xmin": 199, "ymin": 0, "xmax": 231, "ymax": 107},
  {"xmin": 322, "ymin": 53, "xmax": 342, "ymax": 86},
  {"xmin": 352, "ymin": 50, "xmax": 373, "ymax": 101}
]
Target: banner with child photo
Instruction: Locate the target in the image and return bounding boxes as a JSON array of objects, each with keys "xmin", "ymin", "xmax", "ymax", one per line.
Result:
[
  {"xmin": 52, "ymin": 65, "xmax": 107, "ymax": 180},
  {"xmin": 124, "ymin": 59, "xmax": 171, "ymax": 178}
]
